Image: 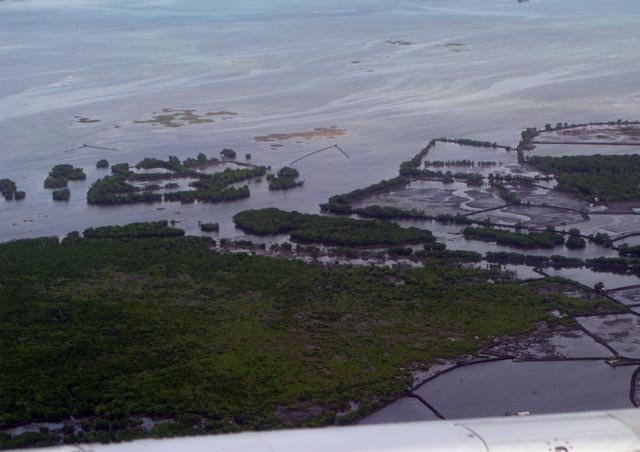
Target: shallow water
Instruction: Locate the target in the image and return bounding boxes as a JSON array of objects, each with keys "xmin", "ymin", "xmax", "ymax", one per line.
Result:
[
  {"xmin": 608, "ymin": 287, "xmax": 640, "ymax": 307},
  {"xmin": 2, "ymin": 0, "xmax": 640, "ymax": 242},
  {"xmin": 358, "ymin": 397, "xmax": 439, "ymax": 425},
  {"xmin": 414, "ymin": 359, "xmax": 636, "ymax": 419},
  {"xmin": 543, "ymin": 267, "xmax": 640, "ymax": 291},
  {"xmin": 484, "ymin": 327, "xmax": 614, "ymax": 359}
]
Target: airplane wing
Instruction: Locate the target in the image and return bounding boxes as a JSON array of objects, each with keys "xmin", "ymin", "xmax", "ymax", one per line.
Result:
[{"xmin": 16, "ymin": 408, "xmax": 640, "ymax": 452}]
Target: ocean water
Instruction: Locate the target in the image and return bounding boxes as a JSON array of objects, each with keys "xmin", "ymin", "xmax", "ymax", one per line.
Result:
[{"xmin": 1, "ymin": 0, "xmax": 640, "ymax": 241}]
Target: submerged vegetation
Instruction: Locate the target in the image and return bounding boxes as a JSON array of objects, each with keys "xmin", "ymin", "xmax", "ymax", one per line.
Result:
[{"xmin": 0, "ymin": 232, "xmax": 618, "ymax": 448}]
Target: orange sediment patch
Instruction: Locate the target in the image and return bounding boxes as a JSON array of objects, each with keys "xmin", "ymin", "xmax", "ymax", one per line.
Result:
[{"xmin": 254, "ymin": 127, "xmax": 347, "ymax": 142}]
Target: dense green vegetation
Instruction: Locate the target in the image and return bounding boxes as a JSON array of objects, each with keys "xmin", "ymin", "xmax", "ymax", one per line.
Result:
[
  {"xmin": 87, "ymin": 175, "xmax": 162, "ymax": 205},
  {"xmin": 269, "ymin": 167, "xmax": 304, "ymax": 191},
  {"xmin": 0, "ymin": 179, "xmax": 17, "ymax": 200},
  {"xmin": 399, "ymin": 140, "xmax": 436, "ymax": 176},
  {"xmin": 487, "ymin": 252, "xmax": 640, "ymax": 275},
  {"xmin": 438, "ymin": 138, "xmax": 510, "ymax": 150},
  {"xmin": 464, "ymin": 227, "xmax": 565, "ymax": 249},
  {"xmin": 52, "ymin": 188, "xmax": 70, "ymax": 201},
  {"xmin": 44, "ymin": 176, "xmax": 68, "ymax": 189},
  {"xmin": 592, "ymin": 232, "xmax": 613, "ymax": 248},
  {"xmin": 89, "ymin": 161, "xmax": 265, "ymax": 206},
  {"xmin": 129, "ymin": 154, "xmax": 218, "ymax": 182},
  {"xmin": 164, "ymin": 186, "xmax": 249, "ymax": 204},
  {"xmin": 44, "ymin": 164, "xmax": 85, "ymax": 192},
  {"xmin": 268, "ymin": 178, "xmax": 304, "ymax": 190},
  {"xmin": 199, "ymin": 223, "xmax": 220, "ymax": 233},
  {"xmin": 184, "ymin": 153, "xmax": 220, "ymax": 169},
  {"xmin": 276, "ymin": 167, "xmax": 299, "ymax": 178},
  {"xmin": 131, "ymin": 154, "xmax": 220, "ymax": 178},
  {"xmin": 85, "ymin": 154, "xmax": 267, "ymax": 205},
  {"xmin": 416, "ymin": 248, "xmax": 482, "ymax": 262},
  {"xmin": 619, "ymin": 244, "xmax": 640, "ymax": 258},
  {"xmin": 134, "ymin": 155, "xmax": 218, "ymax": 175},
  {"xmin": 49, "ymin": 164, "xmax": 86, "ymax": 181},
  {"xmin": 528, "ymin": 154, "xmax": 640, "ymax": 202},
  {"xmin": 83, "ymin": 221, "xmax": 185, "ymax": 239},
  {"xmin": 234, "ymin": 208, "xmax": 436, "ymax": 246},
  {"xmin": 565, "ymin": 229, "xmax": 586, "ymax": 249},
  {"xmin": 220, "ymin": 148, "xmax": 237, "ymax": 159},
  {"xmin": 162, "ymin": 167, "xmax": 264, "ymax": 204},
  {"xmin": 486, "ymin": 252, "xmax": 583, "ymax": 268},
  {"xmin": 0, "ymin": 233, "xmax": 616, "ymax": 448},
  {"xmin": 191, "ymin": 167, "xmax": 265, "ymax": 192},
  {"xmin": 136, "ymin": 156, "xmax": 186, "ymax": 172},
  {"xmin": 110, "ymin": 163, "xmax": 131, "ymax": 176},
  {"xmin": 96, "ymin": 159, "xmax": 109, "ymax": 169}
]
